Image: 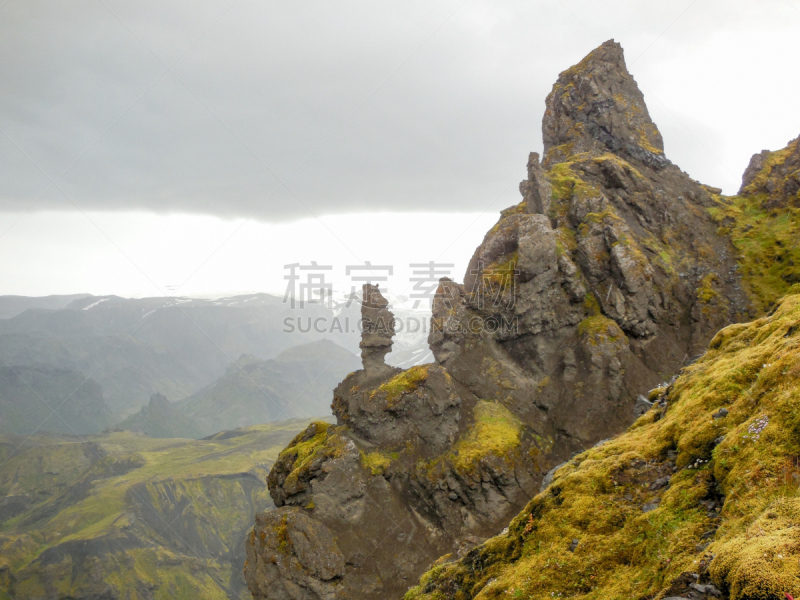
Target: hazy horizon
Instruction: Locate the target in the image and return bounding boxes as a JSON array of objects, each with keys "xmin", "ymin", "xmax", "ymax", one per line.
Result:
[{"xmin": 2, "ymin": 0, "xmax": 799, "ymax": 297}]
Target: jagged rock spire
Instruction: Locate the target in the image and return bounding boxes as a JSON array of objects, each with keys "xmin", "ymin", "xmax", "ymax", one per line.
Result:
[
  {"xmin": 359, "ymin": 283, "xmax": 395, "ymax": 375},
  {"xmin": 542, "ymin": 39, "xmax": 668, "ymax": 170}
]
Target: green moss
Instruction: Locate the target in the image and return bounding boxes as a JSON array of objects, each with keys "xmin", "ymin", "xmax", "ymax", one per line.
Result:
[
  {"xmin": 583, "ymin": 293, "xmax": 601, "ymax": 317},
  {"xmin": 361, "ymin": 451, "xmax": 399, "ymax": 475},
  {"xmin": 583, "ymin": 209, "xmax": 615, "ymax": 225},
  {"xmin": 592, "ymin": 153, "xmax": 646, "ymax": 179},
  {"xmin": 741, "ymin": 141, "xmax": 798, "ymax": 197},
  {"xmin": 407, "ymin": 289, "xmax": 800, "ymax": 600},
  {"xmin": 275, "ymin": 514, "xmax": 291, "ymax": 554},
  {"xmin": 372, "ymin": 365, "xmax": 429, "ymax": 407},
  {"xmin": 547, "ymin": 163, "xmax": 600, "ymax": 204},
  {"xmin": 501, "ymin": 202, "xmax": 528, "ymax": 217},
  {"xmin": 707, "ymin": 141, "xmax": 800, "ymax": 314},
  {"xmin": 714, "ymin": 195, "xmax": 800, "ymax": 312},
  {"xmin": 280, "ymin": 422, "xmax": 348, "ymax": 491},
  {"xmin": 450, "ymin": 401, "xmax": 523, "ymax": 474},
  {"xmin": 578, "ymin": 315, "xmax": 625, "ymax": 346},
  {"xmin": 697, "ymin": 273, "xmax": 720, "ymax": 304},
  {"xmin": 556, "ymin": 226, "xmax": 578, "ymax": 254}
]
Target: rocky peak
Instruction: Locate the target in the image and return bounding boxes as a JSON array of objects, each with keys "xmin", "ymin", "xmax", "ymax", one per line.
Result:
[
  {"xmin": 739, "ymin": 135, "xmax": 800, "ymax": 208},
  {"xmin": 358, "ymin": 283, "xmax": 395, "ymax": 376},
  {"xmin": 542, "ymin": 39, "xmax": 667, "ymax": 170}
]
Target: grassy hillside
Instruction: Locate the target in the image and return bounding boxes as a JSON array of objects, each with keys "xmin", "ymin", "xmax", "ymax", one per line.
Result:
[
  {"xmin": 0, "ymin": 417, "xmax": 327, "ymax": 600},
  {"xmin": 405, "ymin": 286, "xmax": 800, "ymax": 600}
]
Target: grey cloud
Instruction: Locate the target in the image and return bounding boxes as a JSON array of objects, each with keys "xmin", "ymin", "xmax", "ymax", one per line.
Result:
[{"xmin": 0, "ymin": 0, "xmax": 797, "ymax": 220}]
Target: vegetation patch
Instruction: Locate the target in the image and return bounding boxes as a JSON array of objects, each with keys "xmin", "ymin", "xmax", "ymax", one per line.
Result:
[
  {"xmin": 0, "ymin": 419, "xmax": 316, "ymax": 599},
  {"xmin": 577, "ymin": 315, "xmax": 625, "ymax": 346},
  {"xmin": 710, "ymin": 194, "xmax": 800, "ymax": 314},
  {"xmin": 450, "ymin": 401, "xmax": 523, "ymax": 474},
  {"xmin": 361, "ymin": 451, "xmax": 399, "ymax": 476},
  {"xmin": 547, "ymin": 163, "xmax": 600, "ymax": 205},
  {"xmin": 280, "ymin": 422, "xmax": 348, "ymax": 490},
  {"xmin": 583, "ymin": 293, "xmax": 601, "ymax": 317},
  {"xmin": 740, "ymin": 139, "xmax": 799, "ymax": 198},
  {"xmin": 372, "ymin": 365, "xmax": 430, "ymax": 407},
  {"xmin": 483, "ymin": 252, "xmax": 519, "ymax": 292}
]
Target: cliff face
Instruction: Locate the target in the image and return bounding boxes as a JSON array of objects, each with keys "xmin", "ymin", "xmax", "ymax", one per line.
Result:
[
  {"xmin": 244, "ymin": 40, "xmax": 751, "ymax": 600},
  {"xmin": 435, "ymin": 40, "xmax": 750, "ymax": 446}
]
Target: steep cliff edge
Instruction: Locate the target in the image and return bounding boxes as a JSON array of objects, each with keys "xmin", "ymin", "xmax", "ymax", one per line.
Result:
[{"xmin": 244, "ymin": 40, "xmax": 752, "ymax": 600}]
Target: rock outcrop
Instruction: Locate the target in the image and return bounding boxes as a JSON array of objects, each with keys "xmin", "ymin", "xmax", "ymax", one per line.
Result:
[
  {"xmin": 739, "ymin": 135, "xmax": 800, "ymax": 208},
  {"xmin": 245, "ymin": 39, "xmax": 751, "ymax": 600},
  {"xmin": 358, "ymin": 284, "xmax": 397, "ymax": 377}
]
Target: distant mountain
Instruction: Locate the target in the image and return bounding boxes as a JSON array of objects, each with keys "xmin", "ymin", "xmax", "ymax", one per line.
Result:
[
  {"xmin": 178, "ymin": 339, "xmax": 360, "ymax": 436},
  {"xmin": 0, "ymin": 293, "xmax": 360, "ymax": 422},
  {"xmin": 0, "ymin": 418, "xmax": 325, "ymax": 599},
  {"xmin": 0, "ymin": 365, "xmax": 112, "ymax": 436},
  {"xmin": 114, "ymin": 392, "xmax": 204, "ymax": 439},
  {"xmin": 0, "ymin": 294, "xmax": 90, "ymax": 320}
]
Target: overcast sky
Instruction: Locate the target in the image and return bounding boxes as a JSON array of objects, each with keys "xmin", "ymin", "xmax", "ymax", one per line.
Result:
[{"xmin": 1, "ymin": 0, "xmax": 799, "ymax": 298}]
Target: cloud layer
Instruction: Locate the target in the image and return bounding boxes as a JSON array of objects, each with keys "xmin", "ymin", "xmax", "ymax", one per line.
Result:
[{"xmin": 1, "ymin": 0, "xmax": 799, "ymax": 220}]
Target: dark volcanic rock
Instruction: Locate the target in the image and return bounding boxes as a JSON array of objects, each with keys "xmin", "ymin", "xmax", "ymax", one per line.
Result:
[
  {"xmin": 244, "ymin": 39, "xmax": 750, "ymax": 600},
  {"xmin": 359, "ymin": 284, "xmax": 396, "ymax": 377},
  {"xmin": 542, "ymin": 40, "xmax": 668, "ymax": 170}
]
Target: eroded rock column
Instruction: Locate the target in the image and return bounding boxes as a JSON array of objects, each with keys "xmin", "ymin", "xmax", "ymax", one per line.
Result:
[{"xmin": 359, "ymin": 283, "xmax": 395, "ymax": 376}]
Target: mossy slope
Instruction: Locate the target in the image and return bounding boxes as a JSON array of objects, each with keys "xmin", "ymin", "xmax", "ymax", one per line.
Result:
[{"xmin": 406, "ymin": 289, "xmax": 800, "ymax": 600}]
